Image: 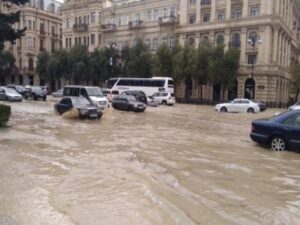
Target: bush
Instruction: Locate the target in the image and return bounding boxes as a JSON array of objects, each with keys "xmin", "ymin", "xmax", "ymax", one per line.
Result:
[{"xmin": 0, "ymin": 104, "xmax": 11, "ymax": 126}]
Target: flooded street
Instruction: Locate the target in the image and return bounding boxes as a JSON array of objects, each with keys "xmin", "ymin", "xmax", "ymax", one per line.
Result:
[{"xmin": 1, "ymin": 99, "xmax": 300, "ymax": 225}]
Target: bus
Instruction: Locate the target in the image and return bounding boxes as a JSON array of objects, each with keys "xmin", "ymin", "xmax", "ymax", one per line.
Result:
[{"xmin": 106, "ymin": 77, "xmax": 174, "ymax": 100}]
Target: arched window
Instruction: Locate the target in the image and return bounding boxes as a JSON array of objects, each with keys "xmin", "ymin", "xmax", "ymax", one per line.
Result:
[
  {"xmin": 216, "ymin": 34, "xmax": 224, "ymax": 45},
  {"xmin": 248, "ymin": 31, "xmax": 257, "ymax": 44},
  {"xmin": 201, "ymin": 35, "xmax": 209, "ymax": 45},
  {"xmin": 28, "ymin": 58, "xmax": 34, "ymax": 70},
  {"xmin": 231, "ymin": 33, "xmax": 241, "ymax": 48},
  {"xmin": 244, "ymin": 78, "xmax": 255, "ymax": 99},
  {"xmin": 188, "ymin": 37, "xmax": 195, "ymax": 47}
]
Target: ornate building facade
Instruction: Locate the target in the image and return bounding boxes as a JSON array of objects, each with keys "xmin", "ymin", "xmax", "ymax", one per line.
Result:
[
  {"xmin": 61, "ymin": 0, "xmax": 300, "ymax": 104},
  {"xmin": 2, "ymin": 0, "xmax": 62, "ymax": 86}
]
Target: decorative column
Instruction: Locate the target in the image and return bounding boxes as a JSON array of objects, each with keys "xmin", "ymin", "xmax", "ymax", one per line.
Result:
[
  {"xmin": 278, "ymin": 33, "xmax": 282, "ymax": 66},
  {"xmin": 211, "ymin": 0, "xmax": 216, "ymax": 22},
  {"xmin": 242, "ymin": 0, "xmax": 249, "ymax": 17},
  {"xmin": 224, "ymin": 29, "xmax": 230, "ymax": 51},
  {"xmin": 275, "ymin": 0, "xmax": 280, "ymax": 15},
  {"xmin": 263, "ymin": 25, "xmax": 272, "ymax": 64},
  {"xmin": 226, "ymin": 0, "xmax": 231, "ymax": 20},
  {"xmin": 196, "ymin": 0, "xmax": 202, "ymax": 23},
  {"xmin": 272, "ymin": 27, "xmax": 279, "ymax": 63},
  {"xmin": 240, "ymin": 27, "xmax": 247, "ymax": 64},
  {"xmin": 179, "ymin": 0, "xmax": 188, "ymax": 25}
]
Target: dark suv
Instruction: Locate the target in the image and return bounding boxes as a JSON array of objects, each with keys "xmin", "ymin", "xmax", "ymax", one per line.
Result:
[
  {"xmin": 120, "ymin": 90, "xmax": 147, "ymax": 104},
  {"xmin": 25, "ymin": 86, "xmax": 47, "ymax": 101}
]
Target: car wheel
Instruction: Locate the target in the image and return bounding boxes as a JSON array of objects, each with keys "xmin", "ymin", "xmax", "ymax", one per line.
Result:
[
  {"xmin": 270, "ymin": 136, "xmax": 286, "ymax": 151},
  {"xmin": 247, "ymin": 108, "xmax": 254, "ymax": 113},
  {"xmin": 162, "ymin": 100, "xmax": 167, "ymax": 105},
  {"xmin": 220, "ymin": 107, "xmax": 227, "ymax": 112},
  {"xmin": 32, "ymin": 94, "xmax": 37, "ymax": 101}
]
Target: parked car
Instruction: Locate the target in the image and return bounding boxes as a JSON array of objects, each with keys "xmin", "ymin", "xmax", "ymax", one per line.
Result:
[
  {"xmin": 54, "ymin": 97, "xmax": 102, "ymax": 119},
  {"xmin": 7, "ymin": 84, "xmax": 28, "ymax": 98},
  {"xmin": 41, "ymin": 86, "xmax": 50, "ymax": 95},
  {"xmin": 215, "ymin": 98, "xmax": 260, "ymax": 113},
  {"xmin": 288, "ymin": 102, "xmax": 300, "ymax": 111},
  {"xmin": 25, "ymin": 86, "xmax": 47, "ymax": 101},
  {"xmin": 0, "ymin": 87, "xmax": 23, "ymax": 102},
  {"xmin": 52, "ymin": 88, "xmax": 63, "ymax": 98},
  {"xmin": 147, "ymin": 96, "xmax": 159, "ymax": 107},
  {"xmin": 152, "ymin": 92, "xmax": 176, "ymax": 105},
  {"xmin": 63, "ymin": 85, "xmax": 109, "ymax": 110},
  {"xmin": 112, "ymin": 95, "xmax": 146, "ymax": 112},
  {"xmin": 253, "ymin": 100, "xmax": 267, "ymax": 112},
  {"xmin": 250, "ymin": 110, "xmax": 300, "ymax": 151},
  {"xmin": 120, "ymin": 90, "xmax": 148, "ymax": 104}
]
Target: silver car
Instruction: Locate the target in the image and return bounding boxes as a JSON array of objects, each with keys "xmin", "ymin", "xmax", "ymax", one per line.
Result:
[{"xmin": 0, "ymin": 87, "xmax": 23, "ymax": 102}]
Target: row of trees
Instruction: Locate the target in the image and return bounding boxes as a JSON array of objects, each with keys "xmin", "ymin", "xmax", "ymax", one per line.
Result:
[{"xmin": 37, "ymin": 40, "xmax": 240, "ymax": 101}]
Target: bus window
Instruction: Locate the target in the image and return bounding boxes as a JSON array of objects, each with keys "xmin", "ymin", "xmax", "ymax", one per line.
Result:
[
  {"xmin": 107, "ymin": 78, "xmax": 118, "ymax": 88},
  {"xmin": 118, "ymin": 79, "xmax": 131, "ymax": 86},
  {"xmin": 168, "ymin": 79, "xmax": 174, "ymax": 87}
]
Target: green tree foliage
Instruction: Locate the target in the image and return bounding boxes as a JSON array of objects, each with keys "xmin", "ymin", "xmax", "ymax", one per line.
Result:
[
  {"xmin": 153, "ymin": 44, "xmax": 173, "ymax": 77},
  {"xmin": 124, "ymin": 40, "xmax": 152, "ymax": 77},
  {"xmin": 36, "ymin": 51, "xmax": 50, "ymax": 81},
  {"xmin": 0, "ymin": 50, "xmax": 16, "ymax": 85},
  {"xmin": 0, "ymin": 104, "xmax": 11, "ymax": 126},
  {"xmin": 88, "ymin": 49, "xmax": 106, "ymax": 84},
  {"xmin": 69, "ymin": 45, "xmax": 89, "ymax": 84},
  {"xmin": 0, "ymin": 0, "xmax": 29, "ymax": 50}
]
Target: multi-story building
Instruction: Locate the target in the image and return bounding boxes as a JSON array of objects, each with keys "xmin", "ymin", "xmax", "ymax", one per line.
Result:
[
  {"xmin": 4, "ymin": 0, "xmax": 62, "ymax": 86},
  {"xmin": 61, "ymin": 0, "xmax": 300, "ymax": 105}
]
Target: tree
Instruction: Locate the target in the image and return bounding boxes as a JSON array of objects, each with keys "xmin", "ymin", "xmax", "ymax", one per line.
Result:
[
  {"xmin": 0, "ymin": 0, "xmax": 29, "ymax": 50},
  {"xmin": 36, "ymin": 51, "xmax": 51, "ymax": 82},
  {"xmin": 0, "ymin": 50, "xmax": 16, "ymax": 85},
  {"xmin": 68, "ymin": 45, "xmax": 89, "ymax": 84},
  {"xmin": 153, "ymin": 44, "xmax": 173, "ymax": 77},
  {"xmin": 290, "ymin": 63, "xmax": 300, "ymax": 102},
  {"xmin": 88, "ymin": 49, "xmax": 106, "ymax": 85},
  {"xmin": 124, "ymin": 40, "xmax": 152, "ymax": 77}
]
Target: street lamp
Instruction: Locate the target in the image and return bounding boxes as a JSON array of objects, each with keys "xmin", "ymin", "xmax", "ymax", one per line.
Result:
[{"xmin": 247, "ymin": 37, "xmax": 262, "ymax": 79}]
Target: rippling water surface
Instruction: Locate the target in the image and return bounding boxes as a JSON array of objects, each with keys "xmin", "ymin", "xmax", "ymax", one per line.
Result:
[{"xmin": 1, "ymin": 99, "xmax": 300, "ymax": 225}]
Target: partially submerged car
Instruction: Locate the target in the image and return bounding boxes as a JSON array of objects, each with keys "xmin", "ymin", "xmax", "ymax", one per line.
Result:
[
  {"xmin": 250, "ymin": 110, "xmax": 300, "ymax": 151},
  {"xmin": 52, "ymin": 88, "xmax": 63, "ymax": 98},
  {"xmin": 112, "ymin": 95, "xmax": 146, "ymax": 112},
  {"xmin": 120, "ymin": 90, "xmax": 148, "ymax": 104},
  {"xmin": 54, "ymin": 97, "xmax": 102, "ymax": 119},
  {"xmin": 25, "ymin": 86, "xmax": 47, "ymax": 101},
  {"xmin": 288, "ymin": 102, "xmax": 300, "ymax": 111},
  {"xmin": 215, "ymin": 98, "xmax": 260, "ymax": 113},
  {"xmin": 152, "ymin": 92, "xmax": 176, "ymax": 105},
  {"xmin": 0, "ymin": 87, "xmax": 23, "ymax": 102},
  {"xmin": 7, "ymin": 84, "xmax": 28, "ymax": 98}
]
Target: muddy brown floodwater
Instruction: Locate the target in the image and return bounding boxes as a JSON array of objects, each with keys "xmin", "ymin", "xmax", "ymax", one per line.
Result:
[{"xmin": 1, "ymin": 99, "xmax": 300, "ymax": 225}]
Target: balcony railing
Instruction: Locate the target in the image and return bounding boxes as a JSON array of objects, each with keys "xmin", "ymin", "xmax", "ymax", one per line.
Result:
[
  {"xmin": 158, "ymin": 15, "xmax": 178, "ymax": 25},
  {"xmin": 73, "ymin": 23, "xmax": 89, "ymax": 32},
  {"xmin": 128, "ymin": 20, "xmax": 143, "ymax": 29},
  {"xmin": 101, "ymin": 23, "xmax": 116, "ymax": 31},
  {"xmin": 51, "ymin": 33, "xmax": 59, "ymax": 39},
  {"xmin": 25, "ymin": 47, "xmax": 35, "ymax": 56}
]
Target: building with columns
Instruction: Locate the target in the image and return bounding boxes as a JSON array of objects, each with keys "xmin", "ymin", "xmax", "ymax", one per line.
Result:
[
  {"xmin": 59, "ymin": 0, "xmax": 300, "ymax": 105},
  {"xmin": 2, "ymin": 0, "xmax": 62, "ymax": 86}
]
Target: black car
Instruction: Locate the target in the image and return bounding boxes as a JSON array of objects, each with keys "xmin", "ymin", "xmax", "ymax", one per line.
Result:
[
  {"xmin": 254, "ymin": 100, "xmax": 267, "ymax": 112},
  {"xmin": 112, "ymin": 95, "xmax": 146, "ymax": 112},
  {"xmin": 25, "ymin": 86, "xmax": 47, "ymax": 101},
  {"xmin": 120, "ymin": 90, "xmax": 148, "ymax": 104},
  {"xmin": 250, "ymin": 110, "xmax": 300, "ymax": 151},
  {"xmin": 55, "ymin": 97, "xmax": 102, "ymax": 119},
  {"xmin": 7, "ymin": 85, "xmax": 28, "ymax": 98}
]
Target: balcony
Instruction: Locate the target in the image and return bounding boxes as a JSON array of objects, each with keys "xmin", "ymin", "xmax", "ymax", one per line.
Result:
[
  {"xmin": 101, "ymin": 23, "xmax": 116, "ymax": 32},
  {"xmin": 158, "ymin": 16, "xmax": 178, "ymax": 26},
  {"xmin": 24, "ymin": 47, "xmax": 35, "ymax": 56},
  {"xmin": 73, "ymin": 23, "xmax": 89, "ymax": 33},
  {"xmin": 40, "ymin": 30, "xmax": 46, "ymax": 36},
  {"xmin": 231, "ymin": 0, "xmax": 243, "ymax": 4},
  {"xmin": 128, "ymin": 20, "xmax": 143, "ymax": 29},
  {"xmin": 51, "ymin": 33, "xmax": 59, "ymax": 39},
  {"xmin": 201, "ymin": 0, "xmax": 211, "ymax": 8}
]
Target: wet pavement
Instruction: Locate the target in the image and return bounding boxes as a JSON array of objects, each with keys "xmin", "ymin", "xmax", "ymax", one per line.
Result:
[{"xmin": 1, "ymin": 99, "xmax": 300, "ymax": 225}]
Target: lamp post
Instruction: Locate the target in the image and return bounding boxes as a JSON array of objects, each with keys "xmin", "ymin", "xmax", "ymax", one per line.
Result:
[
  {"xmin": 106, "ymin": 43, "xmax": 118, "ymax": 77},
  {"xmin": 247, "ymin": 36, "xmax": 262, "ymax": 99}
]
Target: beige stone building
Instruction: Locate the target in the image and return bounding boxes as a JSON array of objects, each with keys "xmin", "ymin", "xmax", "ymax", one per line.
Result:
[
  {"xmin": 3, "ymin": 0, "xmax": 62, "ymax": 86},
  {"xmin": 60, "ymin": 0, "xmax": 300, "ymax": 105}
]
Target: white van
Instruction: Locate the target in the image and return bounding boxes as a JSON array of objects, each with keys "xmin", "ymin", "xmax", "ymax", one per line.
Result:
[{"xmin": 63, "ymin": 85, "xmax": 109, "ymax": 110}]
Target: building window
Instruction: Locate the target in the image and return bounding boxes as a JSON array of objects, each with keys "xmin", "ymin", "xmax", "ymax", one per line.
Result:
[
  {"xmin": 153, "ymin": 38, "xmax": 158, "ymax": 49},
  {"xmin": 190, "ymin": 0, "xmax": 196, "ymax": 5},
  {"xmin": 232, "ymin": 9, "xmax": 242, "ymax": 19},
  {"xmin": 189, "ymin": 14, "xmax": 196, "ymax": 24},
  {"xmin": 39, "ymin": 39, "xmax": 44, "ymax": 51},
  {"xmin": 201, "ymin": 36, "xmax": 209, "ymax": 45},
  {"xmin": 203, "ymin": 13, "xmax": 210, "ymax": 22},
  {"xmin": 169, "ymin": 37, "xmax": 175, "ymax": 48},
  {"xmin": 66, "ymin": 18, "xmax": 70, "ymax": 28},
  {"xmin": 231, "ymin": 33, "xmax": 241, "ymax": 48},
  {"xmin": 188, "ymin": 37, "xmax": 195, "ymax": 47},
  {"xmin": 216, "ymin": 34, "xmax": 224, "ymax": 45},
  {"xmin": 28, "ymin": 58, "xmax": 34, "ymax": 70},
  {"xmin": 248, "ymin": 31, "xmax": 258, "ymax": 43},
  {"xmin": 163, "ymin": 8, "xmax": 168, "ymax": 18},
  {"xmin": 65, "ymin": 38, "xmax": 68, "ymax": 48},
  {"xmin": 170, "ymin": 7, "xmax": 176, "ymax": 17},
  {"xmin": 91, "ymin": 34, "xmax": 95, "ymax": 45},
  {"xmin": 28, "ymin": 20, "xmax": 32, "ymax": 30},
  {"xmin": 250, "ymin": 6, "xmax": 259, "ymax": 17},
  {"xmin": 27, "ymin": 37, "xmax": 33, "ymax": 48},
  {"xmin": 201, "ymin": 0, "xmax": 211, "ymax": 5},
  {"xmin": 248, "ymin": 54, "xmax": 257, "ymax": 64},
  {"xmin": 217, "ymin": 11, "xmax": 225, "ymax": 21},
  {"xmin": 153, "ymin": 9, "xmax": 159, "ymax": 20},
  {"xmin": 51, "ymin": 40, "xmax": 55, "ymax": 53},
  {"xmin": 147, "ymin": 11, "xmax": 152, "ymax": 21},
  {"xmin": 91, "ymin": 12, "xmax": 95, "ymax": 24}
]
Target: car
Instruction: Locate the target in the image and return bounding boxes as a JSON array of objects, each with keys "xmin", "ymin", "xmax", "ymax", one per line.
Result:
[
  {"xmin": 63, "ymin": 85, "xmax": 109, "ymax": 110},
  {"xmin": 0, "ymin": 87, "xmax": 23, "ymax": 102},
  {"xmin": 250, "ymin": 110, "xmax": 300, "ymax": 151},
  {"xmin": 52, "ymin": 88, "xmax": 63, "ymax": 98},
  {"xmin": 152, "ymin": 92, "xmax": 176, "ymax": 105},
  {"xmin": 7, "ymin": 84, "xmax": 28, "ymax": 98},
  {"xmin": 25, "ymin": 86, "xmax": 47, "ymax": 101},
  {"xmin": 54, "ymin": 97, "xmax": 102, "ymax": 119},
  {"xmin": 112, "ymin": 95, "xmax": 146, "ymax": 112},
  {"xmin": 41, "ymin": 86, "xmax": 50, "ymax": 95},
  {"xmin": 288, "ymin": 102, "xmax": 300, "ymax": 111},
  {"xmin": 215, "ymin": 98, "xmax": 260, "ymax": 113},
  {"xmin": 120, "ymin": 90, "xmax": 148, "ymax": 104},
  {"xmin": 253, "ymin": 100, "xmax": 267, "ymax": 112},
  {"xmin": 147, "ymin": 96, "xmax": 159, "ymax": 107}
]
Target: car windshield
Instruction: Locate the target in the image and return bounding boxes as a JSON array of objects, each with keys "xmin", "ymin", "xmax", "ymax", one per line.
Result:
[
  {"xmin": 15, "ymin": 86, "xmax": 25, "ymax": 91},
  {"xmin": 125, "ymin": 95, "xmax": 136, "ymax": 101},
  {"xmin": 3, "ymin": 88, "xmax": 18, "ymax": 94},
  {"xmin": 72, "ymin": 98, "xmax": 90, "ymax": 106},
  {"xmin": 86, "ymin": 87, "xmax": 103, "ymax": 97},
  {"xmin": 31, "ymin": 86, "xmax": 42, "ymax": 91}
]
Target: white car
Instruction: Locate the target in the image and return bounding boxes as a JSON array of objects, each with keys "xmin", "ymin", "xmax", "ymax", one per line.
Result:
[
  {"xmin": 215, "ymin": 98, "xmax": 260, "ymax": 113},
  {"xmin": 152, "ymin": 92, "xmax": 176, "ymax": 105},
  {"xmin": 288, "ymin": 102, "xmax": 300, "ymax": 111}
]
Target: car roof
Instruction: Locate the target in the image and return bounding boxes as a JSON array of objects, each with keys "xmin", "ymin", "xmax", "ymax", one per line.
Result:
[{"xmin": 64, "ymin": 85, "xmax": 99, "ymax": 88}]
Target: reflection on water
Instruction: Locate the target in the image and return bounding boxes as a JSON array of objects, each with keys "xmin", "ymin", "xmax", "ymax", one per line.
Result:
[{"xmin": 0, "ymin": 100, "xmax": 300, "ymax": 225}]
